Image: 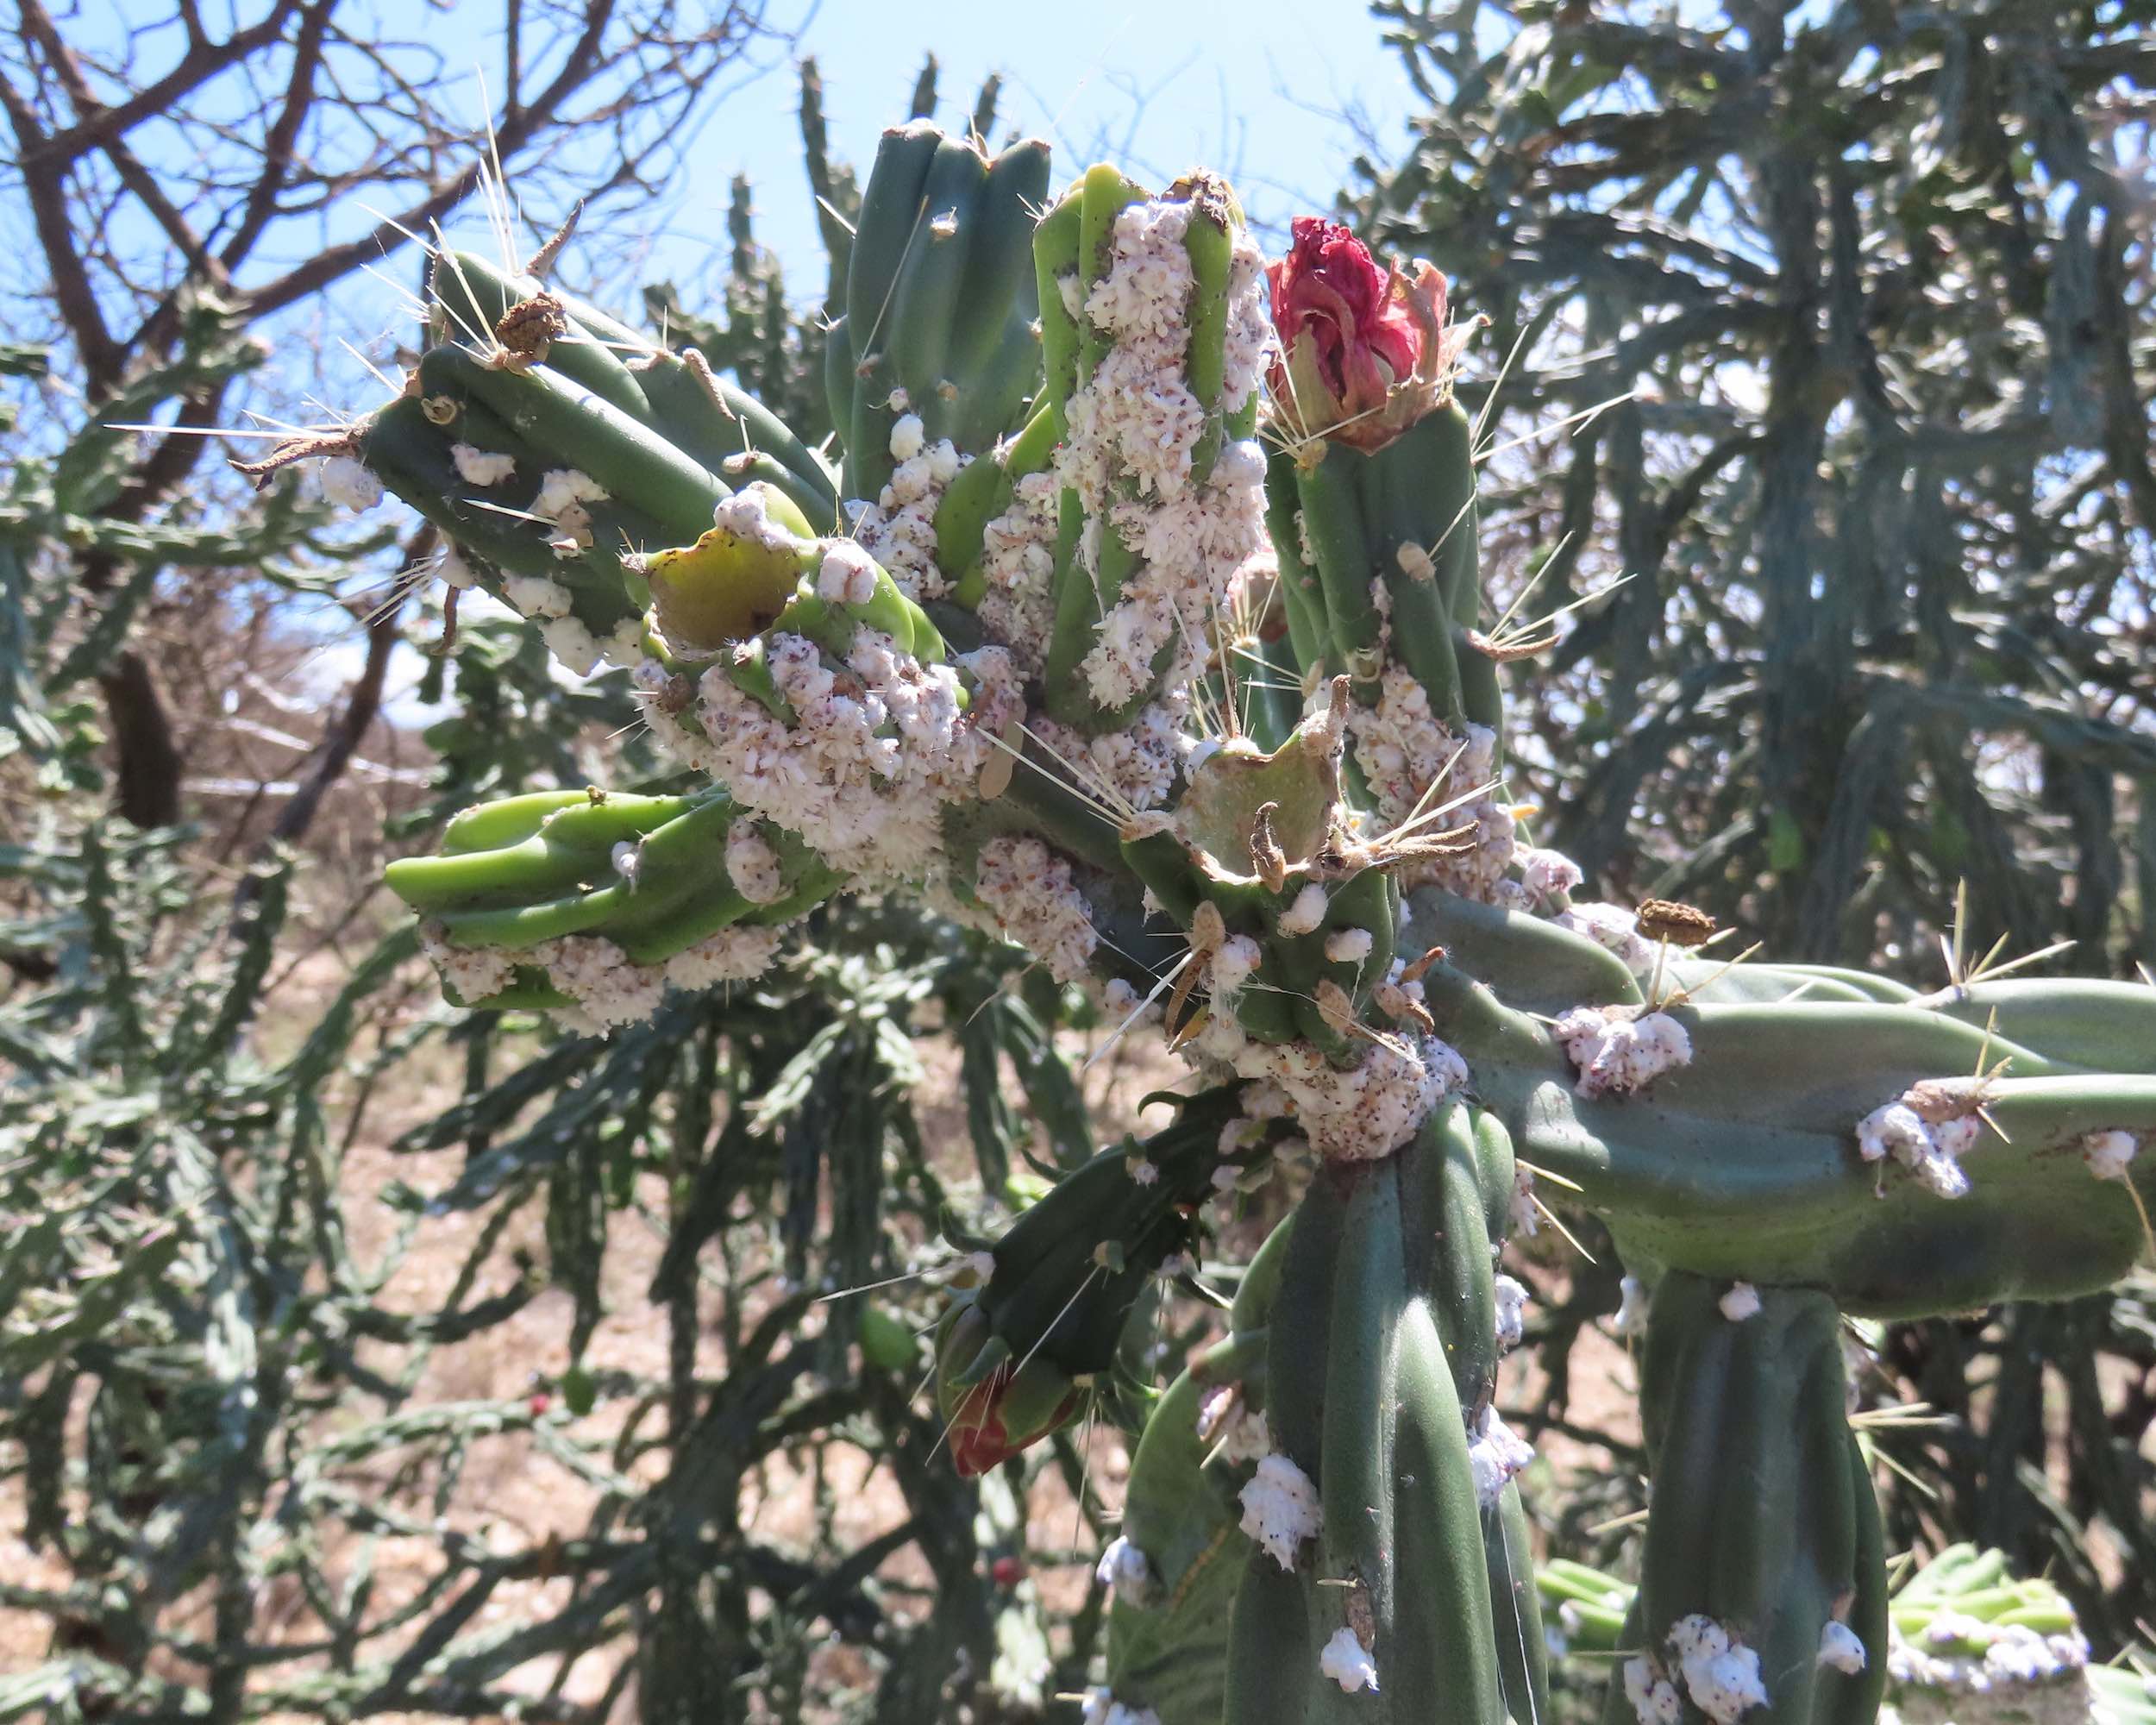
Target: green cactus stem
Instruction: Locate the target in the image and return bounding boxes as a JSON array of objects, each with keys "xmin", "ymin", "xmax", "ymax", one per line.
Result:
[
  {"xmin": 932, "ymin": 1084, "xmax": 1285, "ymax": 1476},
  {"xmin": 385, "ymin": 787, "xmax": 840, "ymax": 1024},
  {"xmin": 1608, "ymin": 1271, "xmax": 1888, "ymax": 1725},
  {"xmin": 1031, "ymin": 164, "xmax": 1273, "ymax": 731}
]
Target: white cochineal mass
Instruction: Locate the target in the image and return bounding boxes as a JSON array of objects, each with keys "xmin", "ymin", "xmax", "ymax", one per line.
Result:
[
  {"xmin": 1238, "ymin": 1453, "xmax": 1321, "ymax": 1569},
  {"xmin": 1056, "ymin": 194, "xmax": 1272, "ymax": 713},
  {"xmin": 667, "ymin": 609, "xmax": 1024, "ymax": 888},
  {"xmin": 1856, "ymin": 1096, "xmax": 1983, "ymax": 1198},
  {"xmin": 852, "ymin": 411, "xmax": 968, "ymax": 601},
  {"xmin": 1226, "ymin": 1033, "xmax": 1469, "ymax": 1163},
  {"xmin": 1319, "ymin": 1627, "xmax": 1380, "ymax": 1694},
  {"xmin": 1668, "ymin": 1616, "xmax": 1771, "ymax": 1725},
  {"xmin": 1467, "ymin": 1403, "xmax": 1535, "ymax": 1507},
  {"xmin": 975, "ymin": 468, "xmax": 1061, "ymax": 676},
  {"xmin": 1554, "ymin": 1006, "xmax": 1694, "ymax": 1098},
  {"xmin": 528, "ymin": 925, "xmax": 786, "ymax": 1032},
  {"xmin": 969, "ymin": 835, "xmax": 1100, "ymax": 984}
]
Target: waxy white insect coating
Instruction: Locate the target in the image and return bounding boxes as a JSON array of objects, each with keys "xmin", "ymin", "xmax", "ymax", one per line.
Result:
[
  {"xmin": 1238, "ymin": 1453, "xmax": 1320, "ymax": 1569},
  {"xmin": 1319, "ymin": 1627, "xmax": 1380, "ymax": 1694}
]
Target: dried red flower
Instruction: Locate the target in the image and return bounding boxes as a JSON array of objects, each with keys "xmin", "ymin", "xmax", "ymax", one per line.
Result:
[{"xmin": 1266, "ymin": 217, "xmax": 1469, "ymax": 451}]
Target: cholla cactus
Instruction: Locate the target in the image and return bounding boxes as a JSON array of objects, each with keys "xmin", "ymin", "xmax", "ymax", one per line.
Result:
[{"xmin": 262, "ymin": 110, "xmax": 2156, "ymax": 1725}]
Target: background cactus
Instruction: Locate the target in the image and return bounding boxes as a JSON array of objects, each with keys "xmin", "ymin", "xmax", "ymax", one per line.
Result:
[{"xmin": 236, "ymin": 88, "xmax": 2156, "ymax": 1725}]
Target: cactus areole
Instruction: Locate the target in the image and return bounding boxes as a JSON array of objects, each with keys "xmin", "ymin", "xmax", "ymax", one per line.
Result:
[{"xmin": 266, "ymin": 113, "xmax": 2156, "ymax": 1725}]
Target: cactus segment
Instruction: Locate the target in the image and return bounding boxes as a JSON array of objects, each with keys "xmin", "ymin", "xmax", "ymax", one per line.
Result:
[
  {"xmin": 1279, "ymin": 399, "xmax": 1520, "ymax": 903},
  {"xmin": 827, "ymin": 123, "xmax": 1050, "ymax": 503},
  {"xmin": 1220, "ymin": 1118, "xmax": 1517, "ymax": 1723},
  {"xmin": 1394, "ymin": 895, "xmax": 2156, "ymax": 1314},
  {"xmin": 1106, "ymin": 1324, "xmax": 1273, "ymax": 1724},
  {"xmin": 1617, "ymin": 1271, "xmax": 1884, "ymax": 1725},
  {"xmin": 1035, "ymin": 166, "xmax": 1273, "ymax": 731},
  {"xmin": 933, "ymin": 1086, "xmax": 1285, "ymax": 1476},
  {"xmin": 346, "ymin": 252, "xmax": 850, "ymax": 677},
  {"xmin": 385, "ymin": 787, "xmax": 839, "ymax": 1022}
]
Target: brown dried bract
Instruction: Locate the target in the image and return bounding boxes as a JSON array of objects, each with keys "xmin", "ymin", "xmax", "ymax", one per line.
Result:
[
  {"xmin": 1637, "ymin": 898, "xmax": 1717, "ymax": 948},
  {"xmin": 495, "ymin": 291, "xmax": 568, "ymax": 367},
  {"xmin": 1344, "ymin": 1580, "xmax": 1377, "ymax": 1650},
  {"xmin": 1249, "ymin": 801, "xmax": 1289, "ymax": 893}
]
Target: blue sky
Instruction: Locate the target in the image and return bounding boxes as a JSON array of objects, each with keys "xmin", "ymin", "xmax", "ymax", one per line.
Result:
[{"xmin": 428, "ymin": 0, "xmax": 1424, "ymax": 308}]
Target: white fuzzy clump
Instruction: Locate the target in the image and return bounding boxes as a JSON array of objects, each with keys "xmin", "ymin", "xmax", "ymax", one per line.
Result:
[
  {"xmin": 436, "ymin": 547, "xmax": 477, "ymax": 590},
  {"xmin": 538, "ymin": 614, "xmax": 642, "ymax": 677},
  {"xmin": 1669, "ymin": 1615, "xmax": 1770, "ymax": 1724},
  {"xmin": 691, "ymin": 628, "xmax": 1012, "ymax": 884},
  {"xmin": 1325, "ymin": 926, "xmax": 1375, "ymax": 965},
  {"xmin": 449, "ymin": 442, "xmax": 516, "ymax": 486},
  {"xmin": 320, "ymin": 454, "xmax": 381, "ymax": 511},
  {"xmin": 1612, "ymin": 1273, "xmax": 1651, "ymax": 1335},
  {"xmin": 1195, "ymin": 1383, "xmax": 1269, "ymax": 1462},
  {"xmin": 663, "ymin": 924, "xmax": 784, "ymax": 991},
  {"xmin": 1468, "ymin": 1404, "xmax": 1535, "ymax": 1506},
  {"xmin": 1210, "ymin": 934, "xmax": 1263, "ymax": 1005},
  {"xmin": 724, "ymin": 819, "xmax": 788, "ymax": 905},
  {"xmin": 418, "ymin": 922, "xmax": 516, "ymax": 1004},
  {"xmin": 1555, "ymin": 1006, "xmax": 1693, "ymax": 1098},
  {"xmin": 1494, "ymin": 1274, "xmax": 1530, "ymax": 1352},
  {"xmin": 1238, "ymin": 1453, "xmax": 1320, "ymax": 1569},
  {"xmin": 854, "ymin": 424, "xmax": 966, "ymax": 601},
  {"xmin": 540, "ymin": 616, "xmax": 605, "ymax": 676},
  {"xmin": 1626, "ymin": 1657, "xmax": 1685, "ymax": 1725},
  {"xmin": 1515, "ymin": 845, "xmax": 1583, "ymax": 906},
  {"xmin": 1342, "ymin": 666, "xmax": 1457, "ymax": 831},
  {"xmin": 1080, "ymin": 1690, "xmax": 1161, "ymax": 1725},
  {"xmin": 1279, "ymin": 882, "xmax": 1329, "ymax": 937},
  {"xmin": 1055, "ymin": 194, "xmax": 1269, "ymax": 712},
  {"xmin": 1556, "ymin": 902, "xmax": 1658, "ymax": 974},
  {"xmin": 1094, "ymin": 1534, "xmax": 1152, "ymax": 1602},
  {"xmin": 816, "ymin": 542, "xmax": 881, "ymax": 606},
  {"xmin": 1231, "ymin": 1034, "xmax": 1467, "ymax": 1163},
  {"xmin": 1320, "ymin": 1627, "xmax": 1380, "ymax": 1694},
  {"xmin": 536, "ymin": 937, "xmax": 667, "ymax": 1031},
  {"xmin": 2083, "ymin": 1129, "xmax": 2139, "ymax": 1182},
  {"xmin": 1818, "ymin": 1622, "xmax": 1869, "ymax": 1675},
  {"xmin": 502, "ymin": 573, "xmax": 574, "ymax": 619},
  {"xmin": 1031, "ymin": 702, "xmax": 1190, "ymax": 813},
  {"xmin": 1888, "ymin": 1620, "xmax": 2090, "ymax": 1700},
  {"xmin": 1855, "ymin": 1100, "xmax": 1982, "ymax": 1199},
  {"xmin": 1127, "ymin": 1157, "xmax": 1159, "ymax": 1186},
  {"xmin": 1340, "ymin": 672, "xmax": 1513, "ymax": 900},
  {"xmin": 1219, "ymin": 230, "xmax": 1274, "ymax": 411},
  {"xmin": 975, "ymin": 468, "xmax": 1060, "ymax": 674},
  {"xmin": 1720, "ymin": 1281, "xmax": 1762, "ymax": 1321},
  {"xmin": 531, "ymin": 468, "xmax": 608, "ymax": 552},
  {"xmin": 973, "ymin": 835, "xmax": 1099, "ymax": 983},
  {"xmin": 711, "ymin": 486, "xmax": 799, "ymax": 553}
]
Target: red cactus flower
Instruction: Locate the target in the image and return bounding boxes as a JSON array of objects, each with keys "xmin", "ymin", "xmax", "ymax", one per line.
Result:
[
  {"xmin": 990, "ymin": 1555, "xmax": 1025, "ymax": 1588},
  {"xmin": 1266, "ymin": 217, "xmax": 1468, "ymax": 451}
]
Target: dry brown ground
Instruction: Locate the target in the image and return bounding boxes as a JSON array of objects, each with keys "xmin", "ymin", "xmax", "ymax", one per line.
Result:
[{"xmin": 0, "ymin": 938, "xmax": 1206, "ymax": 1716}]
